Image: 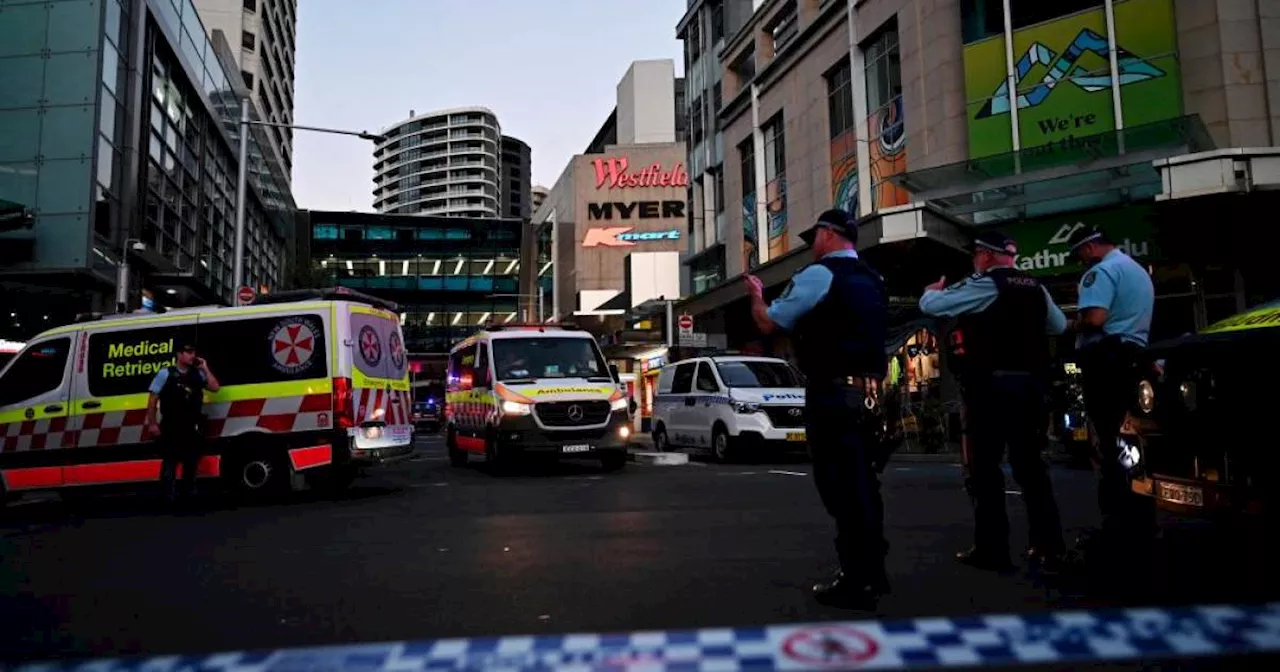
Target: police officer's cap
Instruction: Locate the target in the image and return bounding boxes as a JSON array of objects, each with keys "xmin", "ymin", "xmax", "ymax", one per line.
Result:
[
  {"xmin": 176, "ymin": 339, "xmax": 198, "ymax": 352},
  {"xmin": 799, "ymin": 209, "xmax": 859, "ymax": 245},
  {"xmin": 1066, "ymin": 224, "xmax": 1107, "ymax": 251},
  {"xmin": 970, "ymin": 230, "xmax": 1017, "ymax": 256}
]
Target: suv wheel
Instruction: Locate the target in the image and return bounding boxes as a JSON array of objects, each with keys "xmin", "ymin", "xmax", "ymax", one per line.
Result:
[
  {"xmin": 652, "ymin": 425, "xmax": 669, "ymax": 452},
  {"xmin": 711, "ymin": 425, "xmax": 732, "ymax": 463}
]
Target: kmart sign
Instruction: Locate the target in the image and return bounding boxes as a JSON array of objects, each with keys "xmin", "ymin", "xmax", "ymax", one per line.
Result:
[{"xmin": 1009, "ymin": 205, "xmax": 1158, "ymax": 276}]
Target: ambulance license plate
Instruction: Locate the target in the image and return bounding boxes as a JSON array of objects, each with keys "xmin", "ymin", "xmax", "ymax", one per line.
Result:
[
  {"xmin": 562, "ymin": 444, "xmax": 591, "ymax": 454},
  {"xmin": 1072, "ymin": 427, "xmax": 1088, "ymax": 441},
  {"xmin": 390, "ymin": 426, "xmax": 412, "ymax": 441},
  {"xmin": 786, "ymin": 432, "xmax": 806, "ymax": 442},
  {"xmin": 1157, "ymin": 481, "xmax": 1203, "ymax": 507}
]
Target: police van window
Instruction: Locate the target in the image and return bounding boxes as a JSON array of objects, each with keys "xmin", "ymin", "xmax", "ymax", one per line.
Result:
[
  {"xmin": 695, "ymin": 363, "xmax": 720, "ymax": 392},
  {"xmin": 491, "ymin": 337, "xmax": 610, "ymax": 382},
  {"xmin": 0, "ymin": 338, "xmax": 71, "ymax": 407},
  {"xmin": 716, "ymin": 360, "xmax": 803, "ymax": 388},
  {"xmin": 670, "ymin": 362, "xmax": 696, "ymax": 394},
  {"xmin": 198, "ymin": 314, "xmax": 328, "ymax": 387},
  {"xmin": 86, "ymin": 324, "xmax": 196, "ymax": 398}
]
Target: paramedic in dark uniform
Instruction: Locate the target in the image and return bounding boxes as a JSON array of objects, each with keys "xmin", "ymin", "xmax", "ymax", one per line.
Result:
[
  {"xmin": 1065, "ymin": 225, "xmax": 1156, "ymax": 559},
  {"xmin": 744, "ymin": 208, "xmax": 889, "ymax": 609},
  {"xmin": 145, "ymin": 341, "xmax": 221, "ymax": 504},
  {"xmin": 919, "ymin": 231, "xmax": 1068, "ymax": 573}
]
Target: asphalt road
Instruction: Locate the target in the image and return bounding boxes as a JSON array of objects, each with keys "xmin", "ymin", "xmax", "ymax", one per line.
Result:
[{"xmin": 1, "ymin": 435, "xmax": 1276, "ymax": 668}]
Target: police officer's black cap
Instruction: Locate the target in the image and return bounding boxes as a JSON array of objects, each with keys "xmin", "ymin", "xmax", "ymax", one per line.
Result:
[
  {"xmin": 176, "ymin": 339, "xmax": 197, "ymax": 352},
  {"xmin": 970, "ymin": 230, "xmax": 1018, "ymax": 255},
  {"xmin": 799, "ymin": 209, "xmax": 859, "ymax": 245},
  {"xmin": 1066, "ymin": 224, "xmax": 1106, "ymax": 251}
]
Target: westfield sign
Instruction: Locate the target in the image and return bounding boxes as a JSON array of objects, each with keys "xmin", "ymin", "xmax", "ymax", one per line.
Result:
[{"xmin": 592, "ymin": 157, "xmax": 689, "ymax": 190}]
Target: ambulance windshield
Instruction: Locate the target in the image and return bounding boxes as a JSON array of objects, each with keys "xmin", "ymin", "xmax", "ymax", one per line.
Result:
[{"xmin": 492, "ymin": 337, "xmax": 610, "ymax": 382}]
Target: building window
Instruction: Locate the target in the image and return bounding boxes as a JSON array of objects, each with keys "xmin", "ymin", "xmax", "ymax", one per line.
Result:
[
  {"xmin": 691, "ymin": 95, "xmax": 705, "ymax": 145},
  {"xmin": 960, "ymin": 0, "xmax": 1103, "ymax": 44},
  {"xmin": 769, "ymin": 3, "xmax": 798, "ymax": 53},
  {"xmin": 739, "ymin": 137, "xmax": 758, "ymax": 270},
  {"xmin": 862, "ymin": 18, "xmax": 907, "ymax": 211},
  {"xmin": 242, "ymin": 30, "xmax": 256, "ymax": 52},
  {"xmin": 241, "ymin": 70, "xmax": 254, "ymax": 89},
  {"xmin": 714, "ymin": 168, "xmax": 725, "ymax": 214},
  {"xmin": 711, "ymin": 0, "xmax": 725, "ymax": 43},
  {"xmin": 761, "ymin": 114, "xmax": 787, "ymax": 253},
  {"xmin": 243, "ymin": 0, "xmax": 256, "ymax": 11},
  {"xmin": 826, "ymin": 59, "xmax": 854, "ymax": 139},
  {"xmin": 686, "ymin": 15, "xmax": 703, "ymax": 64}
]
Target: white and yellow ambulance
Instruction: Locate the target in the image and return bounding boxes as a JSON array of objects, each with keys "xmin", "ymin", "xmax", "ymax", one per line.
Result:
[
  {"xmin": 0, "ymin": 288, "xmax": 413, "ymax": 499},
  {"xmin": 445, "ymin": 324, "xmax": 631, "ymax": 472}
]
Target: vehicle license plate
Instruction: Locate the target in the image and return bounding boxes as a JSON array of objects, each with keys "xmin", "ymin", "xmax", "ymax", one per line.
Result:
[
  {"xmin": 562, "ymin": 444, "xmax": 591, "ymax": 453},
  {"xmin": 390, "ymin": 425, "xmax": 412, "ymax": 441},
  {"xmin": 1157, "ymin": 481, "xmax": 1204, "ymax": 507},
  {"xmin": 1072, "ymin": 427, "xmax": 1088, "ymax": 441},
  {"xmin": 786, "ymin": 432, "xmax": 806, "ymax": 442}
]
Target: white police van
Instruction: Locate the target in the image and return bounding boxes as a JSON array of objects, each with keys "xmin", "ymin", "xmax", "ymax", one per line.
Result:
[{"xmin": 651, "ymin": 354, "xmax": 807, "ymax": 461}]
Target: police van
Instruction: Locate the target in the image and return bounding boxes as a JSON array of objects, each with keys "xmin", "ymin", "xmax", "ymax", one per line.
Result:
[
  {"xmin": 445, "ymin": 324, "xmax": 631, "ymax": 472},
  {"xmin": 651, "ymin": 354, "xmax": 807, "ymax": 462},
  {"xmin": 0, "ymin": 288, "xmax": 414, "ymax": 500}
]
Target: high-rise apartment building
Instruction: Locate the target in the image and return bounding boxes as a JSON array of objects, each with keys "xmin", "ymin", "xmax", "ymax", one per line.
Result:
[
  {"xmin": 372, "ymin": 108, "xmax": 503, "ymax": 218},
  {"xmin": 500, "ymin": 135, "xmax": 533, "ymax": 220},
  {"xmin": 193, "ymin": 0, "xmax": 298, "ymax": 176}
]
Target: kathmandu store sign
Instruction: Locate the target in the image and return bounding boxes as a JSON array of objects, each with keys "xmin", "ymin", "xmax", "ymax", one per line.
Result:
[
  {"xmin": 582, "ymin": 227, "xmax": 681, "ymax": 248},
  {"xmin": 1011, "ymin": 205, "xmax": 1158, "ymax": 276}
]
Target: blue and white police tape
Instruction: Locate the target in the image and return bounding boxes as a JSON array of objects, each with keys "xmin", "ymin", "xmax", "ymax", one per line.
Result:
[{"xmin": 12, "ymin": 602, "xmax": 1280, "ymax": 671}]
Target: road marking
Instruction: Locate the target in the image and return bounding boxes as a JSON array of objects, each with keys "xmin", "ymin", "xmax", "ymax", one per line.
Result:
[
  {"xmin": 718, "ymin": 471, "xmax": 759, "ymax": 476},
  {"xmin": 1005, "ymin": 490, "xmax": 1022, "ymax": 495},
  {"xmin": 769, "ymin": 470, "xmax": 808, "ymax": 477},
  {"xmin": 411, "ymin": 483, "xmax": 449, "ymax": 488}
]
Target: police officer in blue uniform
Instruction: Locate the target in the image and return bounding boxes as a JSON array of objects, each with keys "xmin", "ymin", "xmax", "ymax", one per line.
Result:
[
  {"xmin": 919, "ymin": 231, "xmax": 1068, "ymax": 573},
  {"xmin": 146, "ymin": 341, "xmax": 220, "ymax": 505},
  {"xmin": 1065, "ymin": 225, "xmax": 1157, "ymax": 559},
  {"xmin": 745, "ymin": 208, "xmax": 889, "ymax": 609}
]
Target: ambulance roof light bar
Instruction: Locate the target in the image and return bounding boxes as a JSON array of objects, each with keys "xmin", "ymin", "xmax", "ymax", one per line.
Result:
[{"xmin": 483, "ymin": 322, "xmax": 583, "ymax": 333}]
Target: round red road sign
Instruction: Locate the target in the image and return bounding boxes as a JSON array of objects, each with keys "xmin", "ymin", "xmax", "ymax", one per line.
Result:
[
  {"xmin": 237, "ymin": 286, "xmax": 256, "ymax": 305},
  {"xmin": 781, "ymin": 626, "xmax": 879, "ymax": 667},
  {"xmin": 678, "ymin": 314, "xmax": 694, "ymax": 330}
]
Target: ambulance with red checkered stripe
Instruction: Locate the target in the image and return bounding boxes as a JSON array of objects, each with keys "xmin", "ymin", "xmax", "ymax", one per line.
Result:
[
  {"xmin": 445, "ymin": 324, "xmax": 632, "ymax": 472},
  {"xmin": 0, "ymin": 287, "xmax": 414, "ymax": 499}
]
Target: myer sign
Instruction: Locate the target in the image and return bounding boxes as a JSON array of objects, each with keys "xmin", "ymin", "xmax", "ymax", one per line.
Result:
[{"xmin": 1010, "ymin": 205, "xmax": 1158, "ymax": 276}]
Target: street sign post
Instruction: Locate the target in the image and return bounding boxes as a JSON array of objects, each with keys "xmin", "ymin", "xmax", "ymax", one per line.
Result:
[
  {"xmin": 677, "ymin": 314, "xmax": 704, "ymax": 347},
  {"xmin": 237, "ymin": 285, "xmax": 256, "ymax": 306}
]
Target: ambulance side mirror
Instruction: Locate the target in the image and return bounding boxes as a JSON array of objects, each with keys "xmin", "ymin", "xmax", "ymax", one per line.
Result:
[{"xmin": 609, "ymin": 364, "xmax": 620, "ymax": 383}]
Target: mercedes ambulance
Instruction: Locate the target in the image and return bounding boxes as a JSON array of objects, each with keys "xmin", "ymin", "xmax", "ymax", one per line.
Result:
[
  {"xmin": 445, "ymin": 324, "xmax": 631, "ymax": 472},
  {"xmin": 0, "ymin": 288, "xmax": 413, "ymax": 500}
]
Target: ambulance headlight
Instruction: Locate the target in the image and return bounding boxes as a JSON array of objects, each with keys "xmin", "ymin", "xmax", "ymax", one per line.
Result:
[
  {"xmin": 731, "ymin": 401, "xmax": 760, "ymax": 414},
  {"xmin": 501, "ymin": 400, "xmax": 532, "ymax": 416},
  {"xmin": 611, "ymin": 397, "xmax": 629, "ymax": 411},
  {"xmin": 1137, "ymin": 380, "xmax": 1155, "ymax": 414}
]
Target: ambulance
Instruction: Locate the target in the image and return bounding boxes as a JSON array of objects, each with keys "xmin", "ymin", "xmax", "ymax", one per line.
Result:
[
  {"xmin": 445, "ymin": 324, "xmax": 631, "ymax": 472},
  {"xmin": 0, "ymin": 288, "xmax": 414, "ymax": 500}
]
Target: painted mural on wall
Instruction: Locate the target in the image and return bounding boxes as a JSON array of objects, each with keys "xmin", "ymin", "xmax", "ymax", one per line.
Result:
[
  {"xmin": 829, "ymin": 98, "xmax": 907, "ymax": 215},
  {"xmin": 742, "ymin": 191, "xmax": 759, "ymax": 270},
  {"xmin": 963, "ymin": 0, "xmax": 1182, "ymax": 162},
  {"xmin": 766, "ymin": 178, "xmax": 788, "ymax": 259},
  {"xmin": 830, "ymin": 130, "xmax": 859, "ymax": 215},
  {"xmin": 868, "ymin": 95, "xmax": 908, "ymax": 209}
]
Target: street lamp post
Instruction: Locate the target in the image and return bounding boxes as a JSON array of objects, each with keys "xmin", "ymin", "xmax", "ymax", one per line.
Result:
[
  {"xmin": 232, "ymin": 98, "xmax": 384, "ymax": 292},
  {"xmin": 116, "ymin": 237, "xmax": 142, "ymax": 313}
]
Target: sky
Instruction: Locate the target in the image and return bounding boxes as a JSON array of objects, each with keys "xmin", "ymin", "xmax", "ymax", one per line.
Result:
[{"xmin": 290, "ymin": 0, "xmax": 687, "ymax": 212}]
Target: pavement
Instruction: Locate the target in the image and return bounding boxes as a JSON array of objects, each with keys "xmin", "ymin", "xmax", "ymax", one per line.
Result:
[{"xmin": 1, "ymin": 433, "xmax": 1276, "ymax": 669}]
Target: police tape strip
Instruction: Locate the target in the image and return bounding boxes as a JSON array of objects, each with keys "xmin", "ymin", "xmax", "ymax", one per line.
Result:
[{"xmin": 11, "ymin": 602, "xmax": 1280, "ymax": 671}]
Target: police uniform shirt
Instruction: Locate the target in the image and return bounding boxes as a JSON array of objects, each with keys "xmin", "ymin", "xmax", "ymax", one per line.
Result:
[
  {"xmin": 1076, "ymin": 248, "xmax": 1154, "ymax": 349},
  {"xmin": 918, "ymin": 267, "xmax": 1068, "ymax": 335},
  {"xmin": 148, "ymin": 366, "xmax": 209, "ymax": 394},
  {"xmin": 766, "ymin": 249, "xmax": 859, "ymax": 330}
]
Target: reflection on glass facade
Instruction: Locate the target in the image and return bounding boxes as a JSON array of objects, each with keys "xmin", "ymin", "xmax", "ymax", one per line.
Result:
[
  {"xmin": 307, "ymin": 212, "xmax": 524, "ymax": 354},
  {"xmin": 0, "ymin": 0, "xmax": 295, "ymax": 337}
]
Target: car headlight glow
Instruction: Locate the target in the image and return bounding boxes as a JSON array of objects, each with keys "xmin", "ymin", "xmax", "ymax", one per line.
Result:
[
  {"xmin": 501, "ymin": 400, "xmax": 532, "ymax": 415},
  {"xmin": 731, "ymin": 401, "xmax": 761, "ymax": 414},
  {"xmin": 611, "ymin": 397, "xmax": 629, "ymax": 411},
  {"xmin": 1179, "ymin": 380, "xmax": 1197, "ymax": 412},
  {"xmin": 1137, "ymin": 380, "xmax": 1155, "ymax": 414}
]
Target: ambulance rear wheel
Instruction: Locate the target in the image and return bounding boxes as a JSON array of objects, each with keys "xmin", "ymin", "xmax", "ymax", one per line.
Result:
[
  {"xmin": 446, "ymin": 427, "xmax": 468, "ymax": 467},
  {"xmin": 229, "ymin": 449, "xmax": 287, "ymax": 496}
]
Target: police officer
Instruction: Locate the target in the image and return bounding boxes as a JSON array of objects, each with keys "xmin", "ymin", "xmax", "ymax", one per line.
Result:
[
  {"xmin": 744, "ymin": 208, "xmax": 889, "ymax": 609},
  {"xmin": 1065, "ymin": 225, "xmax": 1156, "ymax": 559},
  {"xmin": 145, "ymin": 341, "xmax": 221, "ymax": 504},
  {"xmin": 918, "ymin": 231, "xmax": 1067, "ymax": 573}
]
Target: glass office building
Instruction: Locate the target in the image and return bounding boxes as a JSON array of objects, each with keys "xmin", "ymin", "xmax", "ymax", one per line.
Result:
[
  {"xmin": 303, "ymin": 211, "xmax": 524, "ymax": 355},
  {"xmin": 0, "ymin": 0, "xmax": 294, "ymax": 341}
]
